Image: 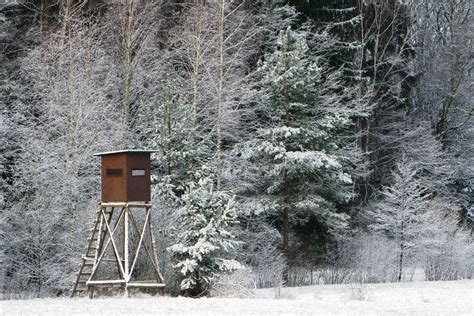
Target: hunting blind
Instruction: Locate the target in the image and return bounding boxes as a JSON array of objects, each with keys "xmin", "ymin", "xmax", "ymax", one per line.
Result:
[
  {"xmin": 71, "ymin": 150, "xmax": 165, "ymax": 298},
  {"xmin": 98, "ymin": 150, "xmax": 152, "ymax": 202}
]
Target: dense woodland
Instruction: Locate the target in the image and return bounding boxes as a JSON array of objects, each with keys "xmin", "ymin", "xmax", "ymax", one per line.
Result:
[{"xmin": 1, "ymin": 0, "xmax": 473, "ymax": 298}]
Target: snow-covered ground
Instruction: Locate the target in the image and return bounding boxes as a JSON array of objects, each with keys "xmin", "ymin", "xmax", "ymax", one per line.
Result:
[{"xmin": 2, "ymin": 280, "xmax": 473, "ymax": 315}]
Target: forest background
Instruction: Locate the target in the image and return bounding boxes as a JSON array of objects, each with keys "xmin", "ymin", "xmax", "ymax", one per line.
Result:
[{"xmin": 0, "ymin": 0, "xmax": 472, "ymax": 298}]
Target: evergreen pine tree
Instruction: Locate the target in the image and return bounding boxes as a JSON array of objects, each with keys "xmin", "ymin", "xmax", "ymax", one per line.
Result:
[{"xmin": 240, "ymin": 27, "xmax": 357, "ymax": 269}]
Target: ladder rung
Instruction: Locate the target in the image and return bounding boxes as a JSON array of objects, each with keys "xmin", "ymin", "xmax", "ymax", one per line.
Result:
[
  {"xmin": 82, "ymin": 256, "xmax": 95, "ymax": 261},
  {"xmin": 77, "ymin": 272, "xmax": 92, "ymax": 276},
  {"xmin": 96, "ymin": 209, "xmax": 113, "ymax": 214},
  {"xmin": 126, "ymin": 283, "xmax": 166, "ymax": 288}
]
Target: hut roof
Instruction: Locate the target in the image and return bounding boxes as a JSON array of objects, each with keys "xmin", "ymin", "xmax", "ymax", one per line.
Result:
[{"xmin": 93, "ymin": 149, "xmax": 159, "ymax": 156}]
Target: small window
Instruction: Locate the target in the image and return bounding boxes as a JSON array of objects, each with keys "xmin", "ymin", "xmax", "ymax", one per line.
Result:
[
  {"xmin": 132, "ymin": 169, "xmax": 145, "ymax": 176},
  {"xmin": 106, "ymin": 168, "xmax": 122, "ymax": 176}
]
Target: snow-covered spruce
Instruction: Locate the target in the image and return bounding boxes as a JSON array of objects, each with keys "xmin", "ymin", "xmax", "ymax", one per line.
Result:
[
  {"xmin": 167, "ymin": 167, "xmax": 241, "ymax": 296},
  {"xmin": 237, "ymin": 26, "xmax": 359, "ymax": 265}
]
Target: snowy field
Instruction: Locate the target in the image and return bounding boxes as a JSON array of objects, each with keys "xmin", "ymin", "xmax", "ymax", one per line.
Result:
[{"xmin": 2, "ymin": 280, "xmax": 473, "ymax": 315}]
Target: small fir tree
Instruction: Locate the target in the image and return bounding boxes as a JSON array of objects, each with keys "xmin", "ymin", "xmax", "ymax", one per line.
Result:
[{"xmin": 167, "ymin": 167, "xmax": 241, "ymax": 296}]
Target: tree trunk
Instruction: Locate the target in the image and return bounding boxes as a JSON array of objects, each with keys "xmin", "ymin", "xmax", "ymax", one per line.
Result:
[
  {"xmin": 283, "ymin": 170, "xmax": 289, "ymax": 253},
  {"xmin": 41, "ymin": 0, "xmax": 53, "ymax": 34},
  {"xmin": 398, "ymin": 220, "xmax": 405, "ymax": 282},
  {"xmin": 216, "ymin": 0, "xmax": 225, "ymax": 191},
  {"xmin": 398, "ymin": 243, "xmax": 404, "ymax": 282},
  {"xmin": 282, "ymin": 85, "xmax": 290, "ymax": 283},
  {"xmin": 166, "ymin": 99, "xmax": 172, "ymax": 175},
  {"xmin": 122, "ymin": 0, "xmax": 134, "ymax": 146}
]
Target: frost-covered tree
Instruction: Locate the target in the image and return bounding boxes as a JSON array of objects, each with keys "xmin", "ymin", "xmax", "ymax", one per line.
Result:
[
  {"xmin": 421, "ymin": 199, "xmax": 473, "ymax": 281},
  {"xmin": 139, "ymin": 81, "xmax": 203, "ymax": 187},
  {"xmin": 167, "ymin": 167, "xmax": 241, "ymax": 296},
  {"xmin": 414, "ymin": 0, "xmax": 473, "ymax": 143},
  {"xmin": 2, "ymin": 19, "xmax": 123, "ymax": 296},
  {"xmin": 104, "ymin": 0, "xmax": 163, "ymax": 146},
  {"xmin": 368, "ymin": 159, "xmax": 432, "ymax": 282},
  {"xmin": 235, "ymin": 218, "xmax": 286, "ymax": 288},
  {"xmin": 168, "ymin": 1, "xmax": 258, "ymax": 189},
  {"xmin": 238, "ymin": 26, "xmax": 361, "ymax": 272}
]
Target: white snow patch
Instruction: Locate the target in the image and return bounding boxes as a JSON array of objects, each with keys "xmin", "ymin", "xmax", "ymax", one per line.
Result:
[{"xmin": 1, "ymin": 280, "xmax": 473, "ymax": 315}]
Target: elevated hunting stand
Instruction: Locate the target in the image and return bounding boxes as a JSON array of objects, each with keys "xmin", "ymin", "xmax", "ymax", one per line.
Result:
[{"xmin": 70, "ymin": 150, "xmax": 165, "ymax": 298}]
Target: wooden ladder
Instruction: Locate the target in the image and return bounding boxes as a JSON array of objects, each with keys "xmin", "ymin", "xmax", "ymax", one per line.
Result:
[{"xmin": 70, "ymin": 208, "xmax": 113, "ymax": 297}]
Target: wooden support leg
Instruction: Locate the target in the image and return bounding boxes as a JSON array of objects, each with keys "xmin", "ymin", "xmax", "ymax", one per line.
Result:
[
  {"xmin": 148, "ymin": 210, "xmax": 164, "ymax": 284},
  {"xmin": 124, "ymin": 205, "xmax": 129, "ymax": 282}
]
